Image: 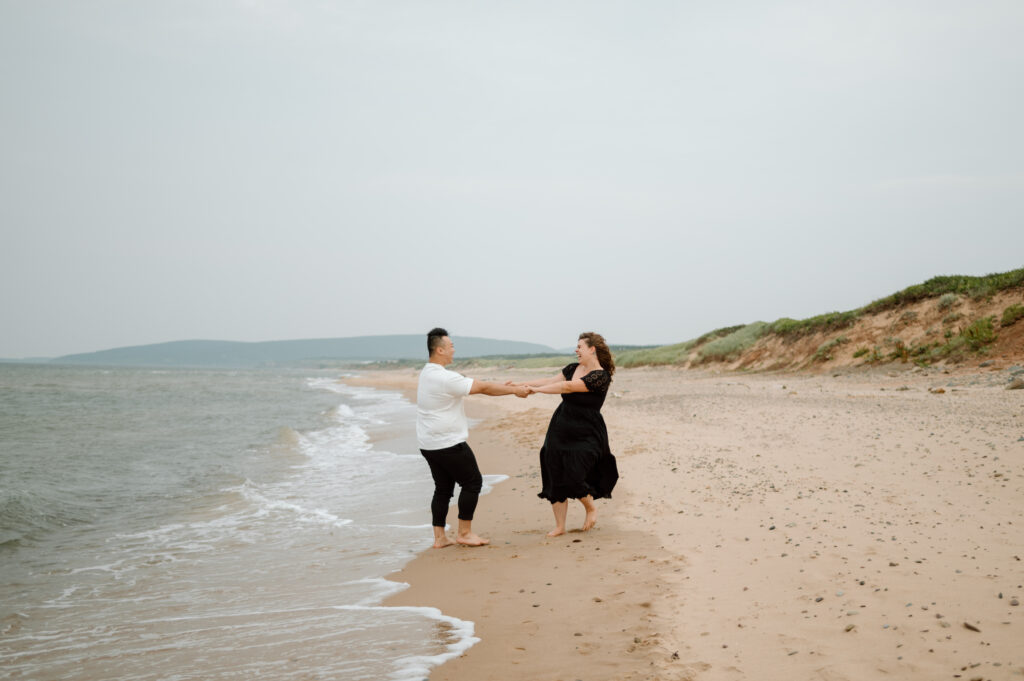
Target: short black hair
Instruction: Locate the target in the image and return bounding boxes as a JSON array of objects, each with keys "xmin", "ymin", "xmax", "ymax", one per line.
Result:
[{"xmin": 427, "ymin": 327, "xmax": 449, "ymax": 355}]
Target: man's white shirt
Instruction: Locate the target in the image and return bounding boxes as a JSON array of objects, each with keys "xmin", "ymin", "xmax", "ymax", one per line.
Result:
[{"xmin": 416, "ymin": 362, "xmax": 474, "ymax": 450}]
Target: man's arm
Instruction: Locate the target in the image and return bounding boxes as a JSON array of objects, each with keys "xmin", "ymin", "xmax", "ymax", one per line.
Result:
[{"xmin": 469, "ymin": 380, "xmax": 530, "ymax": 397}]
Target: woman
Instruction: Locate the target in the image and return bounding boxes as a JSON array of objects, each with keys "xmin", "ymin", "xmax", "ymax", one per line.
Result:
[{"xmin": 512, "ymin": 332, "xmax": 619, "ymax": 537}]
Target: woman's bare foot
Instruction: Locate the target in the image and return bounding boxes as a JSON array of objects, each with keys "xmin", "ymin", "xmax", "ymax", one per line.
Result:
[
  {"xmin": 580, "ymin": 496, "xmax": 597, "ymax": 531},
  {"xmin": 456, "ymin": 532, "xmax": 490, "ymax": 546},
  {"xmin": 548, "ymin": 501, "xmax": 568, "ymax": 538}
]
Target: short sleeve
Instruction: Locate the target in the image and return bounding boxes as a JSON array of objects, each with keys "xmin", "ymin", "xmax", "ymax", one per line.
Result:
[
  {"xmin": 561, "ymin": 363, "xmax": 579, "ymax": 380},
  {"xmin": 444, "ymin": 370, "xmax": 473, "ymax": 397},
  {"xmin": 581, "ymin": 370, "xmax": 610, "ymax": 393}
]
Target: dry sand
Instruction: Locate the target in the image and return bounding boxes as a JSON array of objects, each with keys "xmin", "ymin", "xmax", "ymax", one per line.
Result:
[{"xmin": 346, "ymin": 363, "xmax": 1024, "ymax": 681}]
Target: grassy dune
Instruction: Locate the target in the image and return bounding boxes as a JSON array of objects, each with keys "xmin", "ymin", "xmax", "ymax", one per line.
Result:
[{"xmin": 617, "ymin": 267, "xmax": 1024, "ymax": 370}]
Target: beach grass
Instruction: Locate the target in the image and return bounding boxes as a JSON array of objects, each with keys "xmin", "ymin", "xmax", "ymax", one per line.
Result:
[
  {"xmin": 616, "ymin": 340, "xmax": 700, "ymax": 368},
  {"xmin": 861, "ymin": 267, "xmax": 1024, "ymax": 314},
  {"xmin": 813, "ymin": 335, "xmax": 850, "ymax": 362},
  {"xmin": 1002, "ymin": 303, "xmax": 1024, "ymax": 326},
  {"xmin": 770, "ymin": 310, "xmax": 860, "ymax": 338},
  {"xmin": 695, "ymin": 322, "xmax": 770, "ymax": 363}
]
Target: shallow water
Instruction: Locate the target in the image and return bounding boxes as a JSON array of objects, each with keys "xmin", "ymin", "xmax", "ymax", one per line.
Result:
[{"xmin": 0, "ymin": 364, "xmax": 476, "ymax": 680}]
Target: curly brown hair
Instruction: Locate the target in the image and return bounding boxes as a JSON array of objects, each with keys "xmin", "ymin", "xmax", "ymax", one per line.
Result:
[{"xmin": 579, "ymin": 331, "xmax": 615, "ymax": 376}]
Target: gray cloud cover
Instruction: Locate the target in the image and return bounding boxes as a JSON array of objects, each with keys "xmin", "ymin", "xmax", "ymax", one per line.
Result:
[{"xmin": 2, "ymin": 1, "xmax": 1022, "ymax": 357}]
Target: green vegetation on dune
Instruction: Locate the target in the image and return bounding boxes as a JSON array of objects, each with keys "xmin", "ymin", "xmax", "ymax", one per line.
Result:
[
  {"xmin": 615, "ymin": 326, "xmax": 752, "ymax": 367},
  {"xmin": 694, "ymin": 325, "xmax": 747, "ymax": 344},
  {"xmin": 615, "ymin": 323, "xmax": 771, "ymax": 367},
  {"xmin": 813, "ymin": 336, "xmax": 850, "ymax": 362},
  {"xmin": 770, "ymin": 310, "xmax": 860, "ymax": 338},
  {"xmin": 616, "ymin": 340, "xmax": 699, "ymax": 368},
  {"xmin": 861, "ymin": 268, "xmax": 1024, "ymax": 315},
  {"xmin": 695, "ymin": 322, "xmax": 770, "ymax": 363},
  {"xmin": 1002, "ymin": 303, "xmax": 1024, "ymax": 326},
  {"xmin": 610, "ymin": 267, "xmax": 1024, "ymax": 369}
]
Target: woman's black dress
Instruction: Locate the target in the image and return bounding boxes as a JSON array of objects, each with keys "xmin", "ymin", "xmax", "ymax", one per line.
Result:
[{"xmin": 537, "ymin": 363, "xmax": 619, "ymax": 503}]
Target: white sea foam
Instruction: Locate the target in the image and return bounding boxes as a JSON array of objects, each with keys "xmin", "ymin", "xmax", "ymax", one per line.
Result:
[
  {"xmin": 334, "ymin": 605, "xmax": 479, "ymax": 681},
  {"xmin": 482, "ymin": 474, "xmax": 508, "ymax": 494},
  {"xmin": 68, "ymin": 559, "xmax": 130, "ymax": 575},
  {"xmin": 332, "ymin": 403, "xmax": 357, "ymax": 419},
  {"xmin": 342, "ymin": 577, "xmax": 408, "ymax": 605},
  {"xmin": 307, "ymin": 378, "xmax": 404, "ymax": 404},
  {"xmin": 308, "ymin": 378, "xmax": 415, "ymax": 426},
  {"xmin": 233, "ymin": 484, "xmax": 354, "ymax": 528}
]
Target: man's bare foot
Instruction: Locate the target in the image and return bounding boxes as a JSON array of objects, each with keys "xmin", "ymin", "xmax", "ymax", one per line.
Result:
[
  {"xmin": 456, "ymin": 533, "xmax": 490, "ymax": 546},
  {"xmin": 546, "ymin": 527, "xmax": 565, "ymax": 537},
  {"xmin": 433, "ymin": 536, "xmax": 455, "ymax": 549}
]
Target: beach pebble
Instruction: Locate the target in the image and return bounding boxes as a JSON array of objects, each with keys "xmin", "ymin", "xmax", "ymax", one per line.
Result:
[
  {"xmin": 1011, "ymin": 598, "xmax": 1020, "ymax": 606},
  {"xmin": 963, "ymin": 622, "xmax": 981, "ymax": 632},
  {"xmin": 1007, "ymin": 377, "xmax": 1024, "ymax": 390},
  {"xmin": 845, "ymin": 624, "xmax": 856, "ymax": 632}
]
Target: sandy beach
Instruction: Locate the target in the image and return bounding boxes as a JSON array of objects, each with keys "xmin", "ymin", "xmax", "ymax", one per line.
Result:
[{"xmin": 347, "ymin": 363, "xmax": 1024, "ymax": 681}]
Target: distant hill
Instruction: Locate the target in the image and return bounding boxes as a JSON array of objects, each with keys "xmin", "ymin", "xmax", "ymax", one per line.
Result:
[{"xmin": 51, "ymin": 335, "xmax": 559, "ymax": 368}]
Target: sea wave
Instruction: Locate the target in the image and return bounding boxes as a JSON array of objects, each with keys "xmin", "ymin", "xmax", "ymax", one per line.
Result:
[
  {"xmin": 0, "ymin": 488, "xmax": 94, "ymax": 549},
  {"xmin": 334, "ymin": 605, "xmax": 479, "ymax": 681}
]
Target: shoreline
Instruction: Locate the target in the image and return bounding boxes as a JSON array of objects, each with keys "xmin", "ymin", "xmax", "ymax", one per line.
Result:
[{"xmin": 345, "ymin": 364, "xmax": 1024, "ymax": 681}]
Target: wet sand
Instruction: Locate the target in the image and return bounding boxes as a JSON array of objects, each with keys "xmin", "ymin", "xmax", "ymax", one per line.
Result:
[{"xmin": 347, "ymin": 363, "xmax": 1024, "ymax": 680}]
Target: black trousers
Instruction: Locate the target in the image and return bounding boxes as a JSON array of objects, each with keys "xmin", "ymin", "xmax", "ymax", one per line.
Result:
[{"xmin": 419, "ymin": 442, "xmax": 483, "ymax": 527}]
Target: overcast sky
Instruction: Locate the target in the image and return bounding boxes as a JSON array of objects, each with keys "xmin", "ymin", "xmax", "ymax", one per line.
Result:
[{"xmin": 2, "ymin": 1, "xmax": 1022, "ymax": 358}]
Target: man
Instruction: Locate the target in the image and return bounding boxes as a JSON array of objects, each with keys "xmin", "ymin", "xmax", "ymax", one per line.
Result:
[{"xmin": 417, "ymin": 327, "xmax": 529, "ymax": 548}]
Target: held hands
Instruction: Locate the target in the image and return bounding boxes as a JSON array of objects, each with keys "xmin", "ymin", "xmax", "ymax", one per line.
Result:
[{"xmin": 506, "ymin": 380, "xmax": 535, "ymax": 399}]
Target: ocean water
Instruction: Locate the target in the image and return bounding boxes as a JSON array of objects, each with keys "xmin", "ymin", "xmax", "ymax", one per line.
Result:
[{"xmin": 0, "ymin": 364, "xmax": 485, "ymax": 680}]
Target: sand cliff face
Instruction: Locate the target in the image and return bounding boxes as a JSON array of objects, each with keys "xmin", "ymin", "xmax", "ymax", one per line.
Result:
[{"xmin": 700, "ymin": 289, "xmax": 1024, "ymax": 372}]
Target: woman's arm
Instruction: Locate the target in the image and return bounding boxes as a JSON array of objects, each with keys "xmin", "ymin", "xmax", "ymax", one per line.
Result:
[
  {"xmin": 507, "ymin": 374, "xmax": 565, "ymax": 388},
  {"xmin": 470, "ymin": 380, "xmax": 530, "ymax": 397},
  {"xmin": 529, "ymin": 378, "xmax": 589, "ymax": 394}
]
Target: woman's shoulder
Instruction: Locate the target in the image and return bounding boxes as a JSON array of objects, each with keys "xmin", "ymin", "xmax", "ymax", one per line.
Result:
[
  {"xmin": 581, "ymin": 368, "xmax": 611, "ymax": 391},
  {"xmin": 561, "ymin": 362, "xmax": 580, "ymax": 379}
]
